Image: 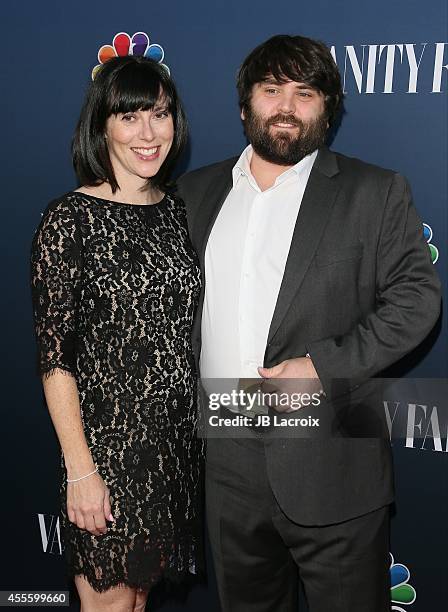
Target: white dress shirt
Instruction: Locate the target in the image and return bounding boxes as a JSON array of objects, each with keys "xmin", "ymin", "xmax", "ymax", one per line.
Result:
[{"xmin": 200, "ymin": 145, "xmax": 318, "ymax": 379}]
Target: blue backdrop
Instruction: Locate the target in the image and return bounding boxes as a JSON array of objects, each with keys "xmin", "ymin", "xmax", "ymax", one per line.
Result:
[{"xmin": 1, "ymin": 1, "xmax": 446, "ymax": 610}]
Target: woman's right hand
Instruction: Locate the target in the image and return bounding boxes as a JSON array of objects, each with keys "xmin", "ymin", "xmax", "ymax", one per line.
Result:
[{"xmin": 66, "ymin": 472, "xmax": 113, "ymax": 536}]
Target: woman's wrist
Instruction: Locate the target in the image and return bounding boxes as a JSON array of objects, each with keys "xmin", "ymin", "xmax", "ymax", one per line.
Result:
[
  {"xmin": 67, "ymin": 467, "xmax": 98, "ymax": 483},
  {"xmin": 64, "ymin": 454, "xmax": 96, "ymax": 480}
]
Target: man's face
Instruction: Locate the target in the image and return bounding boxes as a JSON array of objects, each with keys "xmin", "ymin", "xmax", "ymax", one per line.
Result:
[{"xmin": 241, "ymin": 77, "xmax": 328, "ymax": 166}]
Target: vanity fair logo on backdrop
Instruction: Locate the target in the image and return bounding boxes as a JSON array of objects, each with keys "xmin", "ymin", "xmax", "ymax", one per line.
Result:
[
  {"xmin": 37, "ymin": 513, "xmax": 63, "ymax": 555},
  {"xmin": 330, "ymin": 43, "xmax": 448, "ymax": 93},
  {"xmin": 385, "ymin": 400, "xmax": 448, "ymax": 452}
]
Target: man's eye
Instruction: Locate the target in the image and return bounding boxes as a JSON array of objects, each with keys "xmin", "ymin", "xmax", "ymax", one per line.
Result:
[
  {"xmin": 265, "ymin": 88, "xmax": 278, "ymax": 94},
  {"xmin": 122, "ymin": 114, "xmax": 135, "ymax": 121}
]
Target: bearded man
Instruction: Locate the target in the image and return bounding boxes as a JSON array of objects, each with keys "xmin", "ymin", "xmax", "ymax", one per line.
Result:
[{"xmin": 177, "ymin": 34, "xmax": 441, "ymax": 612}]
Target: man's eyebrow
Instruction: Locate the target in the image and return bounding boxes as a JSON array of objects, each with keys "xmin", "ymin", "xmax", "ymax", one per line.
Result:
[
  {"xmin": 261, "ymin": 77, "xmax": 285, "ymax": 85},
  {"xmin": 260, "ymin": 78, "xmax": 316, "ymax": 90}
]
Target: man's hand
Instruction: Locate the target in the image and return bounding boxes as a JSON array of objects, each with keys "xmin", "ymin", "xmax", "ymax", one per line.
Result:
[
  {"xmin": 258, "ymin": 357, "xmax": 323, "ymax": 413},
  {"xmin": 259, "ymin": 356, "xmax": 319, "ymax": 380}
]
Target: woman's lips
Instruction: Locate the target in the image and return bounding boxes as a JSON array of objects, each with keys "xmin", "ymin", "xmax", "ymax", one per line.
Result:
[{"xmin": 131, "ymin": 146, "xmax": 160, "ymax": 160}]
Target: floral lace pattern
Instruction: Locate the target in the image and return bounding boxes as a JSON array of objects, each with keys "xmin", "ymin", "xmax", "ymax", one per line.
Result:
[{"xmin": 31, "ymin": 192, "xmax": 204, "ymax": 592}]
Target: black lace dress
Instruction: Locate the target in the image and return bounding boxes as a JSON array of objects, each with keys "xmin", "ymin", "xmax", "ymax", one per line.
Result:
[{"xmin": 30, "ymin": 191, "xmax": 204, "ymax": 592}]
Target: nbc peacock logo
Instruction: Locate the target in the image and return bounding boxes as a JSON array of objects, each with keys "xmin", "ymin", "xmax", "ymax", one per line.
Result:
[
  {"xmin": 92, "ymin": 32, "xmax": 169, "ymax": 80},
  {"xmin": 390, "ymin": 553, "xmax": 417, "ymax": 611},
  {"xmin": 423, "ymin": 223, "xmax": 439, "ymax": 264}
]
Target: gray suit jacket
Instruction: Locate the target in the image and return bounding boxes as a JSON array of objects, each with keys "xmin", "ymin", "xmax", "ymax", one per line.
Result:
[{"xmin": 177, "ymin": 146, "xmax": 441, "ymax": 524}]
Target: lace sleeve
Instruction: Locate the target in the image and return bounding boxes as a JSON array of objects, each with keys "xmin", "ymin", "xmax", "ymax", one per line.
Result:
[{"xmin": 30, "ymin": 198, "xmax": 83, "ymax": 379}]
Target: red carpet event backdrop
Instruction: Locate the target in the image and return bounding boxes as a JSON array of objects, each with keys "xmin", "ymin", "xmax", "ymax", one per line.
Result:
[{"xmin": 1, "ymin": 1, "xmax": 446, "ymax": 610}]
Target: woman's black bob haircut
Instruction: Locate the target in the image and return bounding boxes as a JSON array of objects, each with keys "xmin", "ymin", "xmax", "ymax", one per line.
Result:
[
  {"xmin": 237, "ymin": 34, "xmax": 343, "ymax": 127},
  {"xmin": 72, "ymin": 55, "xmax": 188, "ymax": 193}
]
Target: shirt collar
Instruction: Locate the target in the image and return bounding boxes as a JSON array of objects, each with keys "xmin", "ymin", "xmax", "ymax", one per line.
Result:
[{"xmin": 232, "ymin": 144, "xmax": 318, "ymax": 191}]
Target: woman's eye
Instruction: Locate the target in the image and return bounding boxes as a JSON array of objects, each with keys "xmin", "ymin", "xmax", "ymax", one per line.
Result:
[
  {"xmin": 122, "ymin": 114, "xmax": 135, "ymax": 122},
  {"xmin": 154, "ymin": 110, "xmax": 169, "ymax": 119},
  {"xmin": 265, "ymin": 88, "xmax": 278, "ymax": 94}
]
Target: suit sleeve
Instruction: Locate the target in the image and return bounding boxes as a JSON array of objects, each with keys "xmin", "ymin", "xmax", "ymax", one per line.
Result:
[
  {"xmin": 306, "ymin": 173, "xmax": 441, "ymax": 397},
  {"xmin": 175, "ymin": 173, "xmax": 199, "ymax": 239}
]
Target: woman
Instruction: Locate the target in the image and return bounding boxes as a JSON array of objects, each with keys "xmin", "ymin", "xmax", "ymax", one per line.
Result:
[{"xmin": 31, "ymin": 56, "xmax": 203, "ymax": 611}]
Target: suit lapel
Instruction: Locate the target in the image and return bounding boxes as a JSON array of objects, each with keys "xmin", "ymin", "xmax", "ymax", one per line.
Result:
[
  {"xmin": 192, "ymin": 163, "xmax": 234, "ymax": 266},
  {"xmin": 190, "ymin": 149, "xmax": 341, "ymax": 346},
  {"xmin": 267, "ymin": 147, "xmax": 340, "ymax": 344}
]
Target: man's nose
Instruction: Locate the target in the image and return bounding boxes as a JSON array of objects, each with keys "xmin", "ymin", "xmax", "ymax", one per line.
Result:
[{"xmin": 277, "ymin": 92, "xmax": 296, "ymax": 114}]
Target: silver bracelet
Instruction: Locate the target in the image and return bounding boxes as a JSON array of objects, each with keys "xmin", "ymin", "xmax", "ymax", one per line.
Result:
[{"xmin": 67, "ymin": 467, "xmax": 98, "ymax": 483}]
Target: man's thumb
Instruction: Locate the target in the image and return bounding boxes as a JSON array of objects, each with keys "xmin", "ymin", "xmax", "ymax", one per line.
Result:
[{"xmin": 258, "ymin": 366, "xmax": 276, "ymax": 378}]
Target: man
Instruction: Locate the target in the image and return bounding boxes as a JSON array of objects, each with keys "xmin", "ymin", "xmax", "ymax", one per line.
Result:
[{"xmin": 177, "ymin": 35, "xmax": 441, "ymax": 612}]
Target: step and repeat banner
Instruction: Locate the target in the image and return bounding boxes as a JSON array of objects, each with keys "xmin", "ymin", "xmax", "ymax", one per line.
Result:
[{"xmin": 1, "ymin": 0, "xmax": 446, "ymax": 610}]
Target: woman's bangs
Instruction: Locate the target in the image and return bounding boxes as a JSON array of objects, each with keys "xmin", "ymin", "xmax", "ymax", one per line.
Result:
[{"xmin": 107, "ymin": 64, "xmax": 172, "ymax": 115}]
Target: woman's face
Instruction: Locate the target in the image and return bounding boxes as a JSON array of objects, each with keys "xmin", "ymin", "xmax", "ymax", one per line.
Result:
[{"xmin": 105, "ymin": 96, "xmax": 174, "ymax": 185}]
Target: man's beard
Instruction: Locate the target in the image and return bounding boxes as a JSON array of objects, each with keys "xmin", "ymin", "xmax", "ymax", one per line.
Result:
[{"xmin": 242, "ymin": 106, "xmax": 328, "ymax": 166}]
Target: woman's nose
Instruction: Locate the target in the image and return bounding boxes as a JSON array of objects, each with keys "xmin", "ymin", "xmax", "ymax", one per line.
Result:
[{"xmin": 139, "ymin": 120, "xmax": 155, "ymax": 141}]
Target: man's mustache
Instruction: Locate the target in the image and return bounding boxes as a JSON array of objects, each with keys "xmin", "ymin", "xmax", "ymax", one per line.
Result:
[{"xmin": 267, "ymin": 114, "xmax": 303, "ymax": 127}]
